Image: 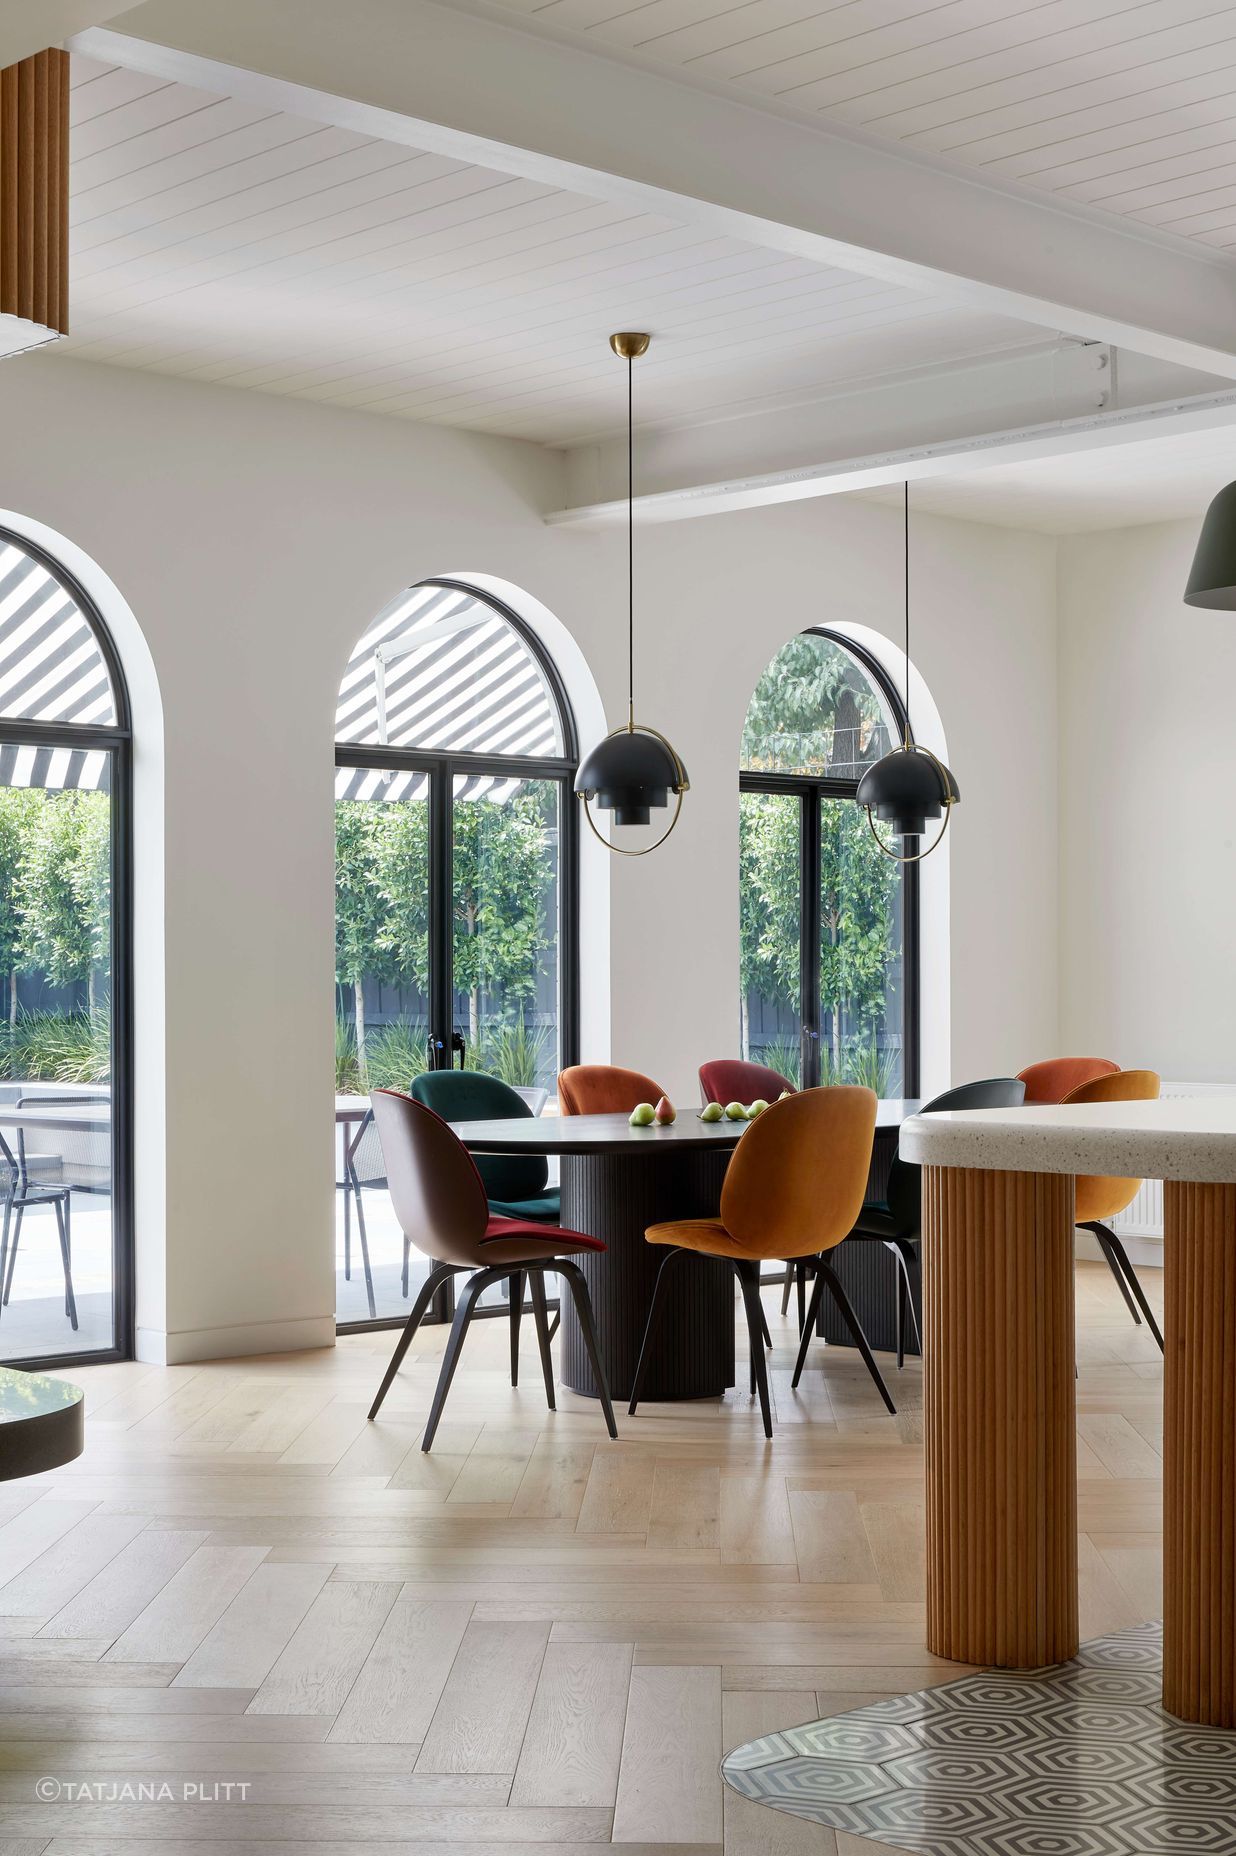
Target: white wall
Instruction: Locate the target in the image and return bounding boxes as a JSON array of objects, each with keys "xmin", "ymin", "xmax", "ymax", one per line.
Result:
[
  {"xmin": 1058, "ymin": 520, "xmax": 1235, "ymax": 1082},
  {"xmin": 0, "ymin": 355, "xmax": 1060, "ymax": 1361}
]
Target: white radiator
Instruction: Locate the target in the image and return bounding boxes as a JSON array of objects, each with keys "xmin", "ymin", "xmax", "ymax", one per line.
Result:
[{"xmin": 1109, "ymin": 1080, "xmax": 1236, "ymax": 1244}]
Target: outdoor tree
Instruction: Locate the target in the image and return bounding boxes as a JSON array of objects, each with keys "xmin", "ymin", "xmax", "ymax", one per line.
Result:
[
  {"xmin": 0, "ymin": 787, "xmax": 40, "ymax": 1026},
  {"xmin": 17, "ymin": 790, "xmax": 112, "ymax": 1019},
  {"xmin": 372, "ymin": 796, "xmax": 430, "ymax": 1003},
  {"xmin": 450, "ymin": 785, "xmax": 550, "ymax": 1052},
  {"xmin": 334, "ymin": 800, "xmax": 398, "ymax": 1078},
  {"xmin": 740, "ymin": 634, "xmax": 901, "ymax": 1081}
]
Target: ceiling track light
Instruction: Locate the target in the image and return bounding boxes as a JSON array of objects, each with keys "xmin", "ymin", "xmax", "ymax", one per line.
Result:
[
  {"xmin": 574, "ymin": 333, "xmax": 689, "ymax": 857},
  {"xmin": 855, "ymin": 484, "xmax": 960, "ymax": 864}
]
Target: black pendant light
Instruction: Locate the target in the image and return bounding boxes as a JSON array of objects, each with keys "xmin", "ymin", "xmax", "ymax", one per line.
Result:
[
  {"xmin": 575, "ymin": 332, "xmax": 689, "ymax": 855},
  {"xmin": 856, "ymin": 484, "xmax": 959, "ymax": 863},
  {"xmin": 1184, "ymin": 481, "xmax": 1236, "ymax": 608}
]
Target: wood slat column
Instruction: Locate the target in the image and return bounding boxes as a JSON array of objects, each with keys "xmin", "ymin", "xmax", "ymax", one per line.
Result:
[
  {"xmin": 0, "ymin": 48, "xmax": 69, "ymax": 337},
  {"xmin": 924, "ymin": 1163, "xmax": 1078, "ymax": 1669},
  {"xmin": 1163, "ymin": 1180, "xmax": 1236, "ymax": 1727}
]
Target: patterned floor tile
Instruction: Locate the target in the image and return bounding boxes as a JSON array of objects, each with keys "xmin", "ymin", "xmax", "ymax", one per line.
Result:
[{"xmin": 721, "ymin": 1623, "xmax": 1236, "ymax": 1856}]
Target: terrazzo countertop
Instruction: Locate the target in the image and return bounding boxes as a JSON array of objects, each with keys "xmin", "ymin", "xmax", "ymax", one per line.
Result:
[{"xmin": 900, "ymin": 1096, "xmax": 1236, "ymax": 1184}]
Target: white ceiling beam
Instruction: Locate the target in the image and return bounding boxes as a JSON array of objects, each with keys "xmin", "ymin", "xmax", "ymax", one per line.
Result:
[
  {"xmin": 75, "ymin": 0, "xmax": 1236, "ymax": 382},
  {"xmin": 548, "ymin": 390, "xmax": 1236, "ymax": 527}
]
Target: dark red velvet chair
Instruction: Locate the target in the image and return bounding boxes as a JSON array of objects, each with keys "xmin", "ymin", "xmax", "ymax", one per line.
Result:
[
  {"xmin": 697, "ymin": 1058, "xmax": 794, "ymax": 1110},
  {"xmin": 366, "ymin": 1090, "xmax": 617, "ymax": 1450}
]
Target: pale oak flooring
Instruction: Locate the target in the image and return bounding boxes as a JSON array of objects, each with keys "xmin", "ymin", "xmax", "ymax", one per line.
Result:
[{"xmin": 0, "ymin": 1260, "xmax": 1164, "ymax": 1856}]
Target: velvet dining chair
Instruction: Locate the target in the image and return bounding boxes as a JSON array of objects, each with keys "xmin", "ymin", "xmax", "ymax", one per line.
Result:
[
  {"xmin": 628, "ymin": 1086, "xmax": 886, "ymax": 1437},
  {"xmin": 1016, "ymin": 1056, "xmax": 1119, "ymax": 1104},
  {"xmin": 697, "ymin": 1058, "xmax": 805, "ymax": 1324},
  {"xmin": 1061, "ymin": 1068, "xmax": 1163, "ymax": 1348},
  {"xmin": 557, "ymin": 1065, "xmax": 667, "ymax": 1117},
  {"xmin": 366, "ymin": 1089, "xmax": 617, "ymax": 1449},
  {"xmin": 411, "ymin": 1069, "xmax": 562, "ymax": 1373}
]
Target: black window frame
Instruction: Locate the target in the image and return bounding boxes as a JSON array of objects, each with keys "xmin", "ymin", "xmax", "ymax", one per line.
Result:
[
  {"xmin": 334, "ymin": 578, "xmax": 580, "ymax": 1335},
  {"xmin": 739, "ymin": 626, "xmax": 920, "ymax": 1099},
  {"xmin": 0, "ymin": 526, "xmax": 135, "ymax": 1369}
]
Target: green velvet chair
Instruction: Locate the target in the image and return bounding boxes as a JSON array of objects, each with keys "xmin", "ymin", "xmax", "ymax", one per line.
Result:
[{"xmin": 408, "ymin": 1070, "xmax": 561, "ymax": 1369}]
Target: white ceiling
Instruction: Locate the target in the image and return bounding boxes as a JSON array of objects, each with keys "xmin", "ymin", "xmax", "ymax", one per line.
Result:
[
  {"xmin": 487, "ymin": 0, "xmax": 1236, "ymax": 254},
  {"xmin": 61, "ymin": 52, "xmax": 1041, "ymax": 445}
]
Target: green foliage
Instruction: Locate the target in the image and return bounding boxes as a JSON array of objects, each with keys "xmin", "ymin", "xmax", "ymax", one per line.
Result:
[
  {"xmin": 9, "ymin": 790, "xmax": 111, "ymax": 1005},
  {"xmin": 365, "ymin": 1017, "xmax": 430, "ymax": 1092},
  {"xmin": 474, "ymin": 1012, "xmax": 551, "ymax": 1089},
  {"xmin": 451, "ymin": 786, "xmax": 553, "ymax": 1044},
  {"xmin": 0, "ymin": 1009, "xmax": 110, "ymax": 1084},
  {"xmin": 752, "ymin": 1032, "xmax": 802, "ymax": 1089},
  {"xmin": 0, "ymin": 789, "xmax": 40, "ymax": 1001},
  {"xmin": 742, "ymin": 632, "xmax": 892, "ymax": 778},
  {"xmin": 739, "ymin": 635, "xmax": 904, "ymax": 1092}
]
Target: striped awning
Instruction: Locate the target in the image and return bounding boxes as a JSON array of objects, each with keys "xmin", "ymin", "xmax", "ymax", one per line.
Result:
[
  {"xmin": 0, "ymin": 538, "xmax": 116, "ymax": 792},
  {"xmin": 335, "ymin": 583, "xmax": 563, "ymax": 806}
]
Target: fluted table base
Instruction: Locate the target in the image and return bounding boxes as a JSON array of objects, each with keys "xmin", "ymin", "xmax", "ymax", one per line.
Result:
[
  {"xmin": 559, "ymin": 1148, "xmax": 736, "ymax": 1403},
  {"xmin": 924, "ymin": 1164, "xmax": 1079, "ymax": 1669},
  {"xmin": 1163, "ymin": 1180, "xmax": 1236, "ymax": 1727}
]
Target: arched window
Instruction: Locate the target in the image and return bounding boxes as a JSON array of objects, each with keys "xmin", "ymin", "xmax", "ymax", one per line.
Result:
[
  {"xmin": 0, "ymin": 528, "xmax": 132, "ymax": 1365},
  {"xmin": 334, "ymin": 579, "xmax": 578, "ymax": 1327},
  {"xmin": 740, "ymin": 629, "xmax": 917, "ymax": 1098}
]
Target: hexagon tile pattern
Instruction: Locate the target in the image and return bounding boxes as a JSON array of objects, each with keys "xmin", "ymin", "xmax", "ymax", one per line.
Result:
[{"xmin": 721, "ymin": 1622, "xmax": 1236, "ymax": 1856}]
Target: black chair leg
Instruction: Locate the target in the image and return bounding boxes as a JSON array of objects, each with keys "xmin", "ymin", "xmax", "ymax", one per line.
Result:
[
  {"xmin": 547, "ymin": 1308, "xmax": 560, "ymax": 1343},
  {"xmin": 423, "ymin": 1269, "xmax": 495, "ymax": 1452},
  {"xmin": 368, "ymin": 1263, "xmax": 455, "ymax": 1421},
  {"xmin": 735, "ymin": 1260, "xmax": 773, "ymax": 1438},
  {"xmin": 757, "ymin": 1294, "xmax": 772, "ymax": 1350},
  {"xmin": 628, "ymin": 1248, "xmax": 686, "ymax": 1415},
  {"xmin": 556, "ymin": 1259, "xmax": 617, "ymax": 1439},
  {"xmin": 529, "ymin": 1270, "xmax": 556, "ymax": 1412},
  {"xmin": 1088, "ymin": 1222, "xmax": 1142, "ymax": 1325},
  {"xmin": 0, "ymin": 1200, "xmax": 9, "ymax": 1319},
  {"xmin": 3, "ymin": 1204, "xmax": 23, "ymax": 1305},
  {"xmin": 349, "ymin": 1171, "xmax": 376, "ymax": 1320},
  {"xmin": 56, "ymin": 1195, "xmax": 77, "ymax": 1331},
  {"xmin": 343, "ymin": 1175, "xmax": 352, "ymax": 1282},
  {"xmin": 780, "ymin": 1265, "xmax": 793, "ymax": 1319},
  {"xmin": 888, "ymin": 1239, "xmax": 922, "ymax": 1365},
  {"xmin": 816, "ymin": 1258, "xmax": 896, "ymax": 1415},
  {"xmin": 791, "ymin": 1268, "xmax": 829, "ymax": 1388},
  {"xmin": 509, "ymin": 1270, "xmax": 525, "ymax": 1387},
  {"xmin": 796, "ymin": 1258, "xmax": 808, "ymax": 1336},
  {"xmin": 1089, "ymin": 1222, "xmax": 1164, "ymax": 1351}
]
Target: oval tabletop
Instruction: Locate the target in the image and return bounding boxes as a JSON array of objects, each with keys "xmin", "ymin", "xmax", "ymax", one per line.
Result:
[
  {"xmin": 449, "ymin": 1098, "xmax": 921, "ymax": 1155},
  {"xmin": 901, "ymin": 1096, "xmax": 1236, "ymax": 1184},
  {"xmin": 0, "ymin": 1368, "xmax": 84, "ymax": 1481}
]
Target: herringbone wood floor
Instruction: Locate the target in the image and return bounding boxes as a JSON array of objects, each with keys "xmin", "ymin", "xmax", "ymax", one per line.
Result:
[{"xmin": 0, "ymin": 1260, "xmax": 1164, "ymax": 1855}]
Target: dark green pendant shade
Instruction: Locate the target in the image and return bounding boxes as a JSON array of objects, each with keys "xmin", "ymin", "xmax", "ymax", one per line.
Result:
[{"xmin": 1184, "ymin": 482, "xmax": 1236, "ymax": 608}]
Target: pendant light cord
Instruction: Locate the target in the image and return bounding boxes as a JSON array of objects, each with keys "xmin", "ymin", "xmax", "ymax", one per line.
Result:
[
  {"xmin": 627, "ymin": 352, "xmax": 635, "ymax": 732},
  {"xmin": 903, "ymin": 480, "xmax": 912, "ymax": 747}
]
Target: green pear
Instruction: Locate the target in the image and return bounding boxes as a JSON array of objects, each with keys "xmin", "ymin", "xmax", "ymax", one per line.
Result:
[
  {"xmin": 629, "ymin": 1102, "xmax": 656, "ymax": 1127},
  {"xmin": 724, "ymin": 1101, "xmax": 747, "ymax": 1121},
  {"xmin": 747, "ymin": 1098, "xmax": 770, "ymax": 1118},
  {"xmin": 698, "ymin": 1101, "xmax": 724, "ymax": 1123}
]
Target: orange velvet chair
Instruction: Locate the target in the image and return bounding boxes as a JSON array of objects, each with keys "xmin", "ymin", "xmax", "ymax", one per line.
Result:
[
  {"xmin": 627, "ymin": 1087, "xmax": 886, "ymax": 1436},
  {"xmin": 698, "ymin": 1058, "xmax": 803, "ymax": 1323},
  {"xmin": 1061, "ymin": 1068, "xmax": 1163, "ymax": 1348},
  {"xmin": 558, "ymin": 1065, "xmax": 667, "ymax": 1117},
  {"xmin": 1016, "ymin": 1056, "xmax": 1119, "ymax": 1104}
]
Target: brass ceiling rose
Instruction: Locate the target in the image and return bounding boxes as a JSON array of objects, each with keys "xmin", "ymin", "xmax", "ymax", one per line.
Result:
[{"xmin": 609, "ymin": 332, "xmax": 651, "ymax": 359}]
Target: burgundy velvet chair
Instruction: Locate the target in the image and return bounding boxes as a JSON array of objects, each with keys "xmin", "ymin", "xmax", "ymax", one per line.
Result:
[
  {"xmin": 366, "ymin": 1090, "xmax": 617, "ymax": 1450},
  {"xmin": 697, "ymin": 1058, "xmax": 794, "ymax": 1109}
]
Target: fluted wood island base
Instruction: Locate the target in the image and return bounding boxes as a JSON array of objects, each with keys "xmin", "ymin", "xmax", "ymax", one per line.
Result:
[
  {"xmin": 903, "ymin": 1096, "xmax": 1236, "ymax": 1728},
  {"xmin": 923, "ymin": 1165, "xmax": 1079, "ymax": 1669}
]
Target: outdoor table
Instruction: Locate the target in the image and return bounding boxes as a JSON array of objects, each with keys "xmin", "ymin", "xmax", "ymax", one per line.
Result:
[{"xmin": 900, "ymin": 1096, "xmax": 1236, "ymax": 1728}]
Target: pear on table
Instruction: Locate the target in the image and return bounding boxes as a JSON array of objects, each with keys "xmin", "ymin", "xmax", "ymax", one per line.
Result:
[{"xmin": 699, "ymin": 1101, "xmax": 724, "ymax": 1123}]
